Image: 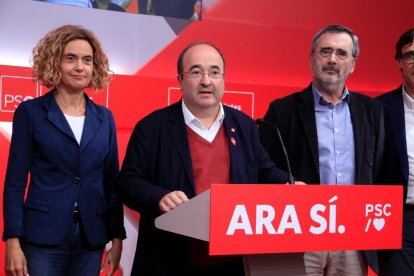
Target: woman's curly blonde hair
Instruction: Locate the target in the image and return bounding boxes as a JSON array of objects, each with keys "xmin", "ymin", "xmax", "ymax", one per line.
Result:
[{"xmin": 31, "ymin": 25, "xmax": 112, "ymax": 90}]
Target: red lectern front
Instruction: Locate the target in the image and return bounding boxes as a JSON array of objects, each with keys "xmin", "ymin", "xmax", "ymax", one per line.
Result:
[{"xmin": 155, "ymin": 184, "xmax": 403, "ymax": 275}]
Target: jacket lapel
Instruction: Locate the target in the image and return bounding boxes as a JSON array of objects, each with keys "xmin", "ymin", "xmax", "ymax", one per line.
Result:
[
  {"xmin": 222, "ymin": 108, "xmax": 241, "ymax": 183},
  {"xmin": 44, "ymin": 91, "xmax": 77, "ymax": 142},
  {"xmin": 80, "ymin": 97, "xmax": 103, "ymax": 152},
  {"xmin": 168, "ymin": 102, "xmax": 195, "ymax": 193},
  {"xmin": 387, "ymin": 89, "xmax": 409, "ymax": 181},
  {"xmin": 348, "ymin": 96, "xmax": 364, "ymax": 183},
  {"xmin": 44, "ymin": 91, "xmax": 103, "ymax": 150},
  {"xmin": 297, "ymin": 86, "xmax": 320, "ymax": 177}
]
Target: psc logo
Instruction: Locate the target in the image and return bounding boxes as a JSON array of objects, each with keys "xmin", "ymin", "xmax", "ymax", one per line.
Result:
[
  {"xmin": 0, "ymin": 75, "xmax": 39, "ymax": 112},
  {"xmin": 365, "ymin": 203, "xmax": 391, "ymax": 232}
]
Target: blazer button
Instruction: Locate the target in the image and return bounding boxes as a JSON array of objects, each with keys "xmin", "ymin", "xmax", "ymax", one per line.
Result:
[{"xmin": 73, "ymin": 177, "xmax": 80, "ymax": 184}]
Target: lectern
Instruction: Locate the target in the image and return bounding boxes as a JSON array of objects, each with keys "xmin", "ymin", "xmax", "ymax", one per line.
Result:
[{"xmin": 155, "ymin": 184, "xmax": 403, "ymax": 276}]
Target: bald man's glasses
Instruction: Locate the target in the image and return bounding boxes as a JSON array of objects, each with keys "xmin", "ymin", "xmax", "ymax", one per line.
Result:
[{"xmin": 180, "ymin": 69, "xmax": 224, "ymax": 80}]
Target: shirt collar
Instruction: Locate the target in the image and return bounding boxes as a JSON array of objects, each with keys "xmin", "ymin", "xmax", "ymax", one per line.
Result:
[
  {"xmin": 402, "ymin": 85, "xmax": 414, "ymax": 110},
  {"xmin": 182, "ymin": 100, "xmax": 225, "ymax": 129},
  {"xmin": 312, "ymin": 83, "xmax": 350, "ymax": 107}
]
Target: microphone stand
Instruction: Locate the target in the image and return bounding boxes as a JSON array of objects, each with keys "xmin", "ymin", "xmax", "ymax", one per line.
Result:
[{"xmin": 256, "ymin": 118, "xmax": 294, "ymax": 184}]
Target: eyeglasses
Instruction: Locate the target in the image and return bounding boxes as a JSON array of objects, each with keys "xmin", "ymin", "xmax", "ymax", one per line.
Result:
[
  {"xmin": 180, "ymin": 70, "xmax": 224, "ymax": 80},
  {"xmin": 401, "ymin": 51, "xmax": 414, "ymax": 64},
  {"xmin": 318, "ymin": 47, "xmax": 351, "ymax": 60}
]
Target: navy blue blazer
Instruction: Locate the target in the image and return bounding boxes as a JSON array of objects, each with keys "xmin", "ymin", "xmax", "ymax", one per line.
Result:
[
  {"xmin": 376, "ymin": 87, "xmax": 409, "ymax": 201},
  {"xmin": 260, "ymin": 84, "xmax": 384, "ymax": 273},
  {"xmin": 119, "ymin": 100, "xmax": 289, "ymax": 275},
  {"xmin": 3, "ymin": 91, "xmax": 125, "ymax": 246}
]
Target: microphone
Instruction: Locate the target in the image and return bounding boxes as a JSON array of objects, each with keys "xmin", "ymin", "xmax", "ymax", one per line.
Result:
[{"xmin": 255, "ymin": 118, "xmax": 294, "ymax": 184}]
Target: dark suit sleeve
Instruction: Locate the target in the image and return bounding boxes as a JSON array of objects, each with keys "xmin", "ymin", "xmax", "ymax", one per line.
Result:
[
  {"xmin": 260, "ymin": 101, "xmax": 289, "ymax": 172},
  {"xmin": 248, "ymin": 116, "xmax": 289, "ymax": 184},
  {"xmin": 373, "ymin": 103, "xmax": 385, "ymax": 183},
  {"xmin": 118, "ymin": 122, "xmax": 170, "ymax": 215},
  {"xmin": 3, "ymin": 103, "xmax": 32, "ymax": 240},
  {"xmin": 104, "ymin": 111, "xmax": 126, "ymax": 239},
  {"xmin": 257, "ymin": 144, "xmax": 290, "ymax": 184}
]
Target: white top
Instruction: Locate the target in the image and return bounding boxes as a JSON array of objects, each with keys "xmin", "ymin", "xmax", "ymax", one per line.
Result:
[
  {"xmin": 182, "ymin": 101, "xmax": 225, "ymax": 143},
  {"xmin": 403, "ymin": 86, "xmax": 414, "ymax": 204},
  {"xmin": 64, "ymin": 114, "xmax": 85, "ymax": 145}
]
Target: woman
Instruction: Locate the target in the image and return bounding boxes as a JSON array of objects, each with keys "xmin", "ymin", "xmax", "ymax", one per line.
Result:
[{"xmin": 3, "ymin": 25, "xmax": 125, "ymax": 276}]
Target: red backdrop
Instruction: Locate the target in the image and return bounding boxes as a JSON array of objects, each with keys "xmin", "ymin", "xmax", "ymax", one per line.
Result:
[{"xmin": 1, "ymin": 0, "xmax": 413, "ymax": 274}]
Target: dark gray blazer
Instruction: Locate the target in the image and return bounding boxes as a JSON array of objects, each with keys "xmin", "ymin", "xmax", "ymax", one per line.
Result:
[{"xmin": 260, "ymin": 84, "xmax": 384, "ymax": 273}]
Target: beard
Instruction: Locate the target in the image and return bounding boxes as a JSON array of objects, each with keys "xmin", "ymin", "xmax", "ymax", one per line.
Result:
[
  {"xmin": 313, "ymin": 64, "xmax": 350, "ymax": 93},
  {"xmin": 315, "ymin": 75, "xmax": 343, "ymax": 92}
]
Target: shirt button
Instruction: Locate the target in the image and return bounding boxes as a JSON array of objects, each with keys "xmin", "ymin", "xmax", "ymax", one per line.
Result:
[
  {"xmin": 73, "ymin": 177, "xmax": 80, "ymax": 184},
  {"xmin": 336, "ymin": 150, "xmax": 340, "ymax": 154},
  {"xmin": 337, "ymin": 173, "xmax": 342, "ymax": 177},
  {"xmin": 335, "ymin": 128, "xmax": 339, "ymax": 133}
]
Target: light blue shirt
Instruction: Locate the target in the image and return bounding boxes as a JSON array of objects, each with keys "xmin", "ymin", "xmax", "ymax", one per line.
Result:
[
  {"xmin": 312, "ymin": 84, "xmax": 355, "ymax": 185},
  {"xmin": 44, "ymin": 0, "xmax": 93, "ymax": 8}
]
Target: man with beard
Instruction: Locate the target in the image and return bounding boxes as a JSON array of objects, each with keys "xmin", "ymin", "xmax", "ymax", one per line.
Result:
[{"xmin": 260, "ymin": 25, "xmax": 384, "ymax": 276}]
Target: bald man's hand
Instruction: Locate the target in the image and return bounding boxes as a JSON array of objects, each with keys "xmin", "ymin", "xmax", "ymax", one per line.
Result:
[{"xmin": 159, "ymin": 191, "xmax": 189, "ymax": 213}]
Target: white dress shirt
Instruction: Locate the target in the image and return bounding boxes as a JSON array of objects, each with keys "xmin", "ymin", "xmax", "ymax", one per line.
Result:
[
  {"xmin": 403, "ymin": 86, "xmax": 414, "ymax": 204},
  {"xmin": 182, "ymin": 101, "xmax": 225, "ymax": 142}
]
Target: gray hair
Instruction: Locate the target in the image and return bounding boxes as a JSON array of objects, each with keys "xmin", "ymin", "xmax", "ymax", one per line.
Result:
[{"xmin": 311, "ymin": 25, "xmax": 359, "ymax": 59}]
